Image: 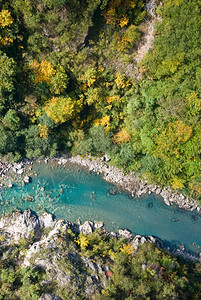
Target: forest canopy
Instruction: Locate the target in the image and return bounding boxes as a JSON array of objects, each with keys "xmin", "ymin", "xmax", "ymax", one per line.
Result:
[{"xmin": 0, "ymin": 0, "xmax": 200, "ymax": 201}]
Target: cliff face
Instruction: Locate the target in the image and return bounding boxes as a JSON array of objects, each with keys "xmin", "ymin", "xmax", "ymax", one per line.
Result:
[
  {"xmin": 0, "ymin": 210, "xmax": 201, "ymax": 299},
  {"xmin": 0, "ymin": 210, "xmax": 157, "ymax": 299}
]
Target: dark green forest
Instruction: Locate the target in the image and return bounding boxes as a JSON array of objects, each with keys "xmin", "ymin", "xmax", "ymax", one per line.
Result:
[{"xmin": 0, "ymin": 0, "xmax": 200, "ymax": 200}]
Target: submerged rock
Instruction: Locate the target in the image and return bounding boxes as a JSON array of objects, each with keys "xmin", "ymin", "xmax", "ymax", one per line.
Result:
[
  {"xmin": 8, "ymin": 182, "xmax": 13, "ymax": 188},
  {"xmin": 171, "ymin": 218, "xmax": 179, "ymax": 222},
  {"xmin": 24, "ymin": 175, "xmax": 30, "ymax": 183},
  {"xmin": 109, "ymin": 189, "xmax": 116, "ymax": 195},
  {"xmin": 23, "ymin": 195, "xmax": 34, "ymax": 202}
]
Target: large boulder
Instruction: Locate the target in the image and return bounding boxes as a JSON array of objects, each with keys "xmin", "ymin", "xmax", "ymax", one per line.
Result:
[
  {"xmin": 24, "ymin": 175, "xmax": 30, "ymax": 183},
  {"xmin": 0, "ymin": 210, "xmax": 40, "ymax": 242},
  {"xmin": 39, "ymin": 212, "xmax": 56, "ymax": 229},
  {"xmin": 79, "ymin": 221, "xmax": 94, "ymax": 235},
  {"xmin": 118, "ymin": 229, "xmax": 133, "ymax": 239}
]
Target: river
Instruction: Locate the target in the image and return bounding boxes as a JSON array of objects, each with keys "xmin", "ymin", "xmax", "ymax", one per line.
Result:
[{"xmin": 0, "ymin": 161, "xmax": 200, "ymax": 253}]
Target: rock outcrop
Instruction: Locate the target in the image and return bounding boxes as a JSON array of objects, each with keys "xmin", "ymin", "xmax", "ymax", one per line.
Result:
[
  {"xmin": 0, "ymin": 210, "xmax": 200, "ymax": 298},
  {"xmin": 0, "ymin": 209, "xmax": 41, "ymax": 243}
]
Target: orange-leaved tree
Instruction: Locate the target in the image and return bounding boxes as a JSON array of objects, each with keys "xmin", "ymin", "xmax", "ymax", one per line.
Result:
[{"xmin": 113, "ymin": 128, "xmax": 131, "ymax": 144}]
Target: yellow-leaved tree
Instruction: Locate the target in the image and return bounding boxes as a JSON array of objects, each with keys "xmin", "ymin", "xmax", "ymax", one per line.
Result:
[
  {"xmin": 115, "ymin": 73, "xmax": 130, "ymax": 89},
  {"xmin": 0, "ymin": 10, "xmax": 14, "ymax": 47},
  {"xmin": 45, "ymin": 96, "xmax": 75, "ymax": 124},
  {"xmin": 94, "ymin": 115, "xmax": 110, "ymax": 132},
  {"xmin": 38, "ymin": 124, "xmax": 49, "ymax": 139},
  {"xmin": 120, "ymin": 243, "xmax": 134, "ymax": 255},
  {"xmin": 0, "ymin": 10, "xmax": 13, "ymax": 28},
  {"xmin": 103, "ymin": 0, "xmax": 137, "ymax": 27},
  {"xmin": 171, "ymin": 177, "xmax": 185, "ymax": 190},
  {"xmin": 153, "ymin": 121, "xmax": 192, "ymax": 160},
  {"xmin": 30, "ymin": 60, "xmax": 56, "ymax": 84},
  {"xmin": 76, "ymin": 235, "xmax": 89, "ymax": 251}
]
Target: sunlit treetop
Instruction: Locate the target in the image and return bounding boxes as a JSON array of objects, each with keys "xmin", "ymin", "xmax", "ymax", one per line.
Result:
[
  {"xmin": 30, "ymin": 60, "xmax": 56, "ymax": 84},
  {"xmin": 113, "ymin": 128, "xmax": 131, "ymax": 144},
  {"xmin": 45, "ymin": 96, "xmax": 75, "ymax": 124},
  {"xmin": 0, "ymin": 10, "xmax": 13, "ymax": 28}
]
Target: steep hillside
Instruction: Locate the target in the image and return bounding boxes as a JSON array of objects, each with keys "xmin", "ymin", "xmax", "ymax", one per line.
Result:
[
  {"xmin": 0, "ymin": 210, "xmax": 201, "ymax": 299},
  {"xmin": 0, "ymin": 0, "xmax": 200, "ymax": 200}
]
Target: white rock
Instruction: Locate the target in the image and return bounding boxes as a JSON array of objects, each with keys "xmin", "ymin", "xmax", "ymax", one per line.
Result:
[
  {"xmin": 0, "ymin": 210, "xmax": 40, "ymax": 242},
  {"xmin": 8, "ymin": 182, "xmax": 13, "ymax": 188},
  {"xmin": 14, "ymin": 163, "xmax": 23, "ymax": 170},
  {"xmin": 24, "ymin": 175, "xmax": 30, "ymax": 183},
  {"xmin": 39, "ymin": 293, "xmax": 62, "ymax": 300},
  {"xmin": 39, "ymin": 213, "xmax": 56, "ymax": 228},
  {"xmin": 140, "ymin": 237, "xmax": 146, "ymax": 244},
  {"xmin": 17, "ymin": 168, "xmax": 24, "ymax": 175},
  {"xmin": 79, "ymin": 221, "xmax": 94, "ymax": 235},
  {"xmin": 118, "ymin": 229, "xmax": 132, "ymax": 239}
]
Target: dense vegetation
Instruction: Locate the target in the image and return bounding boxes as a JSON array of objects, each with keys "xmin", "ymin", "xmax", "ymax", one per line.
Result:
[
  {"xmin": 0, "ymin": 0, "xmax": 200, "ymax": 201},
  {"xmin": 1, "ymin": 228, "xmax": 201, "ymax": 299}
]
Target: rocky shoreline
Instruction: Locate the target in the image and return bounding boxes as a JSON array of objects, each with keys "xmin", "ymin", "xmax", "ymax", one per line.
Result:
[
  {"xmin": 0, "ymin": 210, "xmax": 200, "ymax": 267},
  {"xmin": 0, "ymin": 154, "xmax": 200, "ymax": 213},
  {"xmin": 0, "ymin": 209, "xmax": 164, "ymax": 300},
  {"xmin": 0, "ymin": 209, "xmax": 200, "ymax": 299},
  {"xmin": 62, "ymin": 155, "xmax": 200, "ymax": 212},
  {"xmin": 0, "ymin": 156, "xmax": 201, "ymax": 262}
]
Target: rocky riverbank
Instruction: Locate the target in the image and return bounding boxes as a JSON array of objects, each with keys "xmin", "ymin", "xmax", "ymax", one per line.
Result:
[
  {"xmin": 57, "ymin": 155, "xmax": 200, "ymax": 212},
  {"xmin": 0, "ymin": 207, "xmax": 200, "ymax": 299},
  {"xmin": 0, "ymin": 209, "xmax": 164, "ymax": 299},
  {"xmin": 0, "ymin": 210, "xmax": 200, "ymax": 268},
  {"xmin": 0, "ymin": 154, "xmax": 200, "ymax": 213},
  {"xmin": 0, "ymin": 210, "xmax": 201, "ymax": 299}
]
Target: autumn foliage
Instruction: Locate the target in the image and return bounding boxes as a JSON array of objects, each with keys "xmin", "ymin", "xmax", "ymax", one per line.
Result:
[
  {"xmin": 31, "ymin": 60, "xmax": 56, "ymax": 84},
  {"xmin": 113, "ymin": 128, "xmax": 131, "ymax": 144},
  {"xmin": 45, "ymin": 96, "xmax": 75, "ymax": 124},
  {"xmin": 153, "ymin": 121, "xmax": 192, "ymax": 161},
  {"xmin": 0, "ymin": 10, "xmax": 13, "ymax": 28},
  {"xmin": 94, "ymin": 115, "xmax": 110, "ymax": 132}
]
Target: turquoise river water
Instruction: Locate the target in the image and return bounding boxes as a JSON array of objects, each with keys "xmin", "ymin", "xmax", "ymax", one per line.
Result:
[{"xmin": 0, "ymin": 161, "xmax": 200, "ymax": 253}]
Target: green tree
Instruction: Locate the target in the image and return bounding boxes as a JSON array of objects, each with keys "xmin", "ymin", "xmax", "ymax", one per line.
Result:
[
  {"xmin": 3, "ymin": 109, "xmax": 20, "ymax": 131},
  {"xmin": 0, "ymin": 51, "xmax": 16, "ymax": 111}
]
